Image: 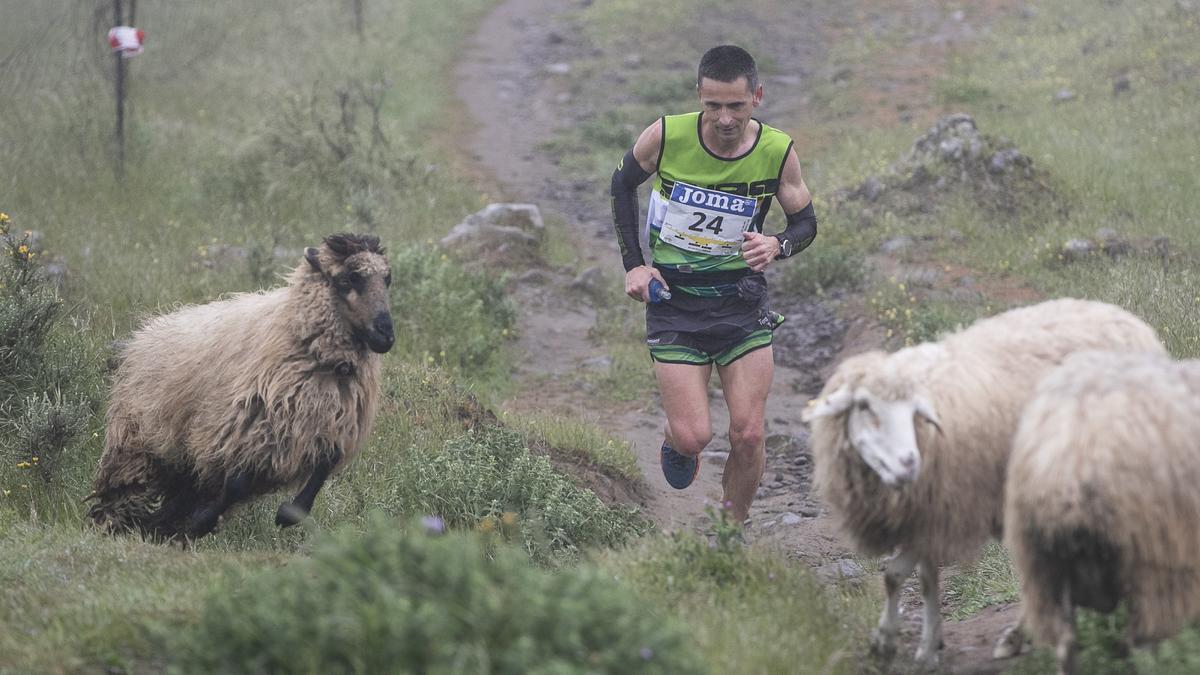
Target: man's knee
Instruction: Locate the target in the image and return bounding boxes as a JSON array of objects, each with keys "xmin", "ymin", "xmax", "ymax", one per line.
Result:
[
  {"xmin": 671, "ymin": 428, "xmax": 713, "ymax": 456},
  {"xmin": 728, "ymin": 424, "xmax": 765, "ymax": 453}
]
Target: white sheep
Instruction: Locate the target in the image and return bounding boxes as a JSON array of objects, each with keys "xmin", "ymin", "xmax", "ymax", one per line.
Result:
[
  {"xmin": 88, "ymin": 233, "xmax": 394, "ymax": 540},
  {"xmin": 1006, "ymin": 350, "xmax": 1200, "ymax": 675},
  {"xmin": 802, "ymin": 298, "xmax": 1164, "ymax": 669}
]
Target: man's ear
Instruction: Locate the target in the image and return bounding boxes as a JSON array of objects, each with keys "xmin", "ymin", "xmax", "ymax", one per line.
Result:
[
  {"xmin": 752, "ymin": 83, "xmax": 764, "ymax": 106},
  {"xmin": 304, "ymin": 247, "xmax": 321, "ymax": 272}
]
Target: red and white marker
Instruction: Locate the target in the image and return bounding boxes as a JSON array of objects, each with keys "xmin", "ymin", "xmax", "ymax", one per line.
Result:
[{"xmin": 107, "ymin": 26, "xmax": 145, "ymax": 58}]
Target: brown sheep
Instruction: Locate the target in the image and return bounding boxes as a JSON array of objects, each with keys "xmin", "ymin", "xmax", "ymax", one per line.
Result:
[{"xmin": 88, "ymin": 233, "xmax": 393, "ymax": 540}]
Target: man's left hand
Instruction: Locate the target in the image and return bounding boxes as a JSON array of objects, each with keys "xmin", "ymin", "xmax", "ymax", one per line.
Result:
[{"xmin": 740, "ymin": 231, "xmax": 781, "ymax": 272}]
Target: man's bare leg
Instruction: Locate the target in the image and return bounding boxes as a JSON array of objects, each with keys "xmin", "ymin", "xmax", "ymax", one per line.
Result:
[
  {"xmin": 654, "ymin": 361, "xmax": 714, "ymax": 457},
  {"xmin": 715, "ymin": 346, "xmax": 772, "ymax": 523}
]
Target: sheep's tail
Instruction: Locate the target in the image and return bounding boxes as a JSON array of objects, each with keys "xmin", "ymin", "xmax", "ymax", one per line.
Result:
[{"xmin": 1028, "ymin": 523, "xmax": 1123, "ymax": 615}]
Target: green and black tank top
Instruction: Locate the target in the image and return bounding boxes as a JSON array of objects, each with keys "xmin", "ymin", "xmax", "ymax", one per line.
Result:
[{"xmin": 644, "ymin": 111, "xmax": 794, "ymax": 294}]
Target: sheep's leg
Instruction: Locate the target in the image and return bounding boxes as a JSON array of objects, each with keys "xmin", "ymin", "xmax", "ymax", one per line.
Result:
[
  {"xmin": 993, "ymin": 608, "xmax": 1028, "ymax": 659},
  {"xmin": 914, "ymin": 559, "xmax": 943, "ymax": 670},
  {"xmin": 275, "ymin": 447, "xmax": 342, "ymax": 528},
  {"xmin": 1054, "ymin": 583, "xmax": 1077, "ymax": 675},
  {"xmin": 185, "ymin": 473, "xmax": 255, "ymax": 539},
  {"xmin": 870, "ymin": 549, "xmax": 918, "ymax": 658}
]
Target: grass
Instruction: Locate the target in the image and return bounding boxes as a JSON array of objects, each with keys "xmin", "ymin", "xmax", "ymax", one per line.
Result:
[
  {"xmin": 0, "ymin": 519, "xmax": 281, "ymax": 674},
  {"xmin": 499, "ymin": 410, "xmax": 643, "ymax": 483},
  {"xmin": 0, "ymin": 0, "xmax": 496, "ymax": 328},
  {"xmin": 943, "ymin": 542, "xmax": 1021, "ymax": 621},
  {"xmin": 597, "ymin": 510, "xmax": 882, "ymax": 675}
]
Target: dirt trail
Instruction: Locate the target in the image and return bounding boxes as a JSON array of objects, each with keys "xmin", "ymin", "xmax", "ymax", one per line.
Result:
[{"xmin": 454, "ymin": 1, "xmax": 1021, "ymax": 672}]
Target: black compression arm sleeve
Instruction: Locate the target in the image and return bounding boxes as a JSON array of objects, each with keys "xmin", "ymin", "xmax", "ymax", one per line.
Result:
[
  {"xmin": 611, "ymin": 149, "xmax": 653, "ymax": 271},
  {"xmin": 776, "ymin": 202, "xmax": 817, "ymax": 258}
]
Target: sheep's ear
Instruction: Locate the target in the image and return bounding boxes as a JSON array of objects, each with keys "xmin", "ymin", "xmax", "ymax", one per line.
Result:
[
  {"xmin": 914, "ymin": 396, "xmax": 943, "ymax": 434},
  {"xmin": 304, "ymin": 247, "xmax": 322, "ymax": 272},
  {"xmin": 802, "ymin": 385, "xmax": 853, "ymax": 423}
]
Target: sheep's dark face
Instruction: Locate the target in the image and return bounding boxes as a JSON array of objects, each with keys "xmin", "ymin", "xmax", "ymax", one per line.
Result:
[{"xmin": 307, "ymin": 235, "xmax": 395, "ymax": 354}]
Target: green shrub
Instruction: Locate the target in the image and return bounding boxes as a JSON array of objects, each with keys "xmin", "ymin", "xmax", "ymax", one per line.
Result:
[
  {"xmin": 778, "ymin": 239, "xmax": 866, "ymax": 296},
  {"xmin": 387, "ymin": 245, "xmax": 516, "ymax": 374},
  {"xmin": 173, "ymin": 517, "xmax": 704, "ymax": 675},
  {"xmin": 0, "ymin": 214, "xmax": 101, "ymax": 491},
  {"xmin": 388, "ymin": 427, "xmax": 649, "ymax": 562}
]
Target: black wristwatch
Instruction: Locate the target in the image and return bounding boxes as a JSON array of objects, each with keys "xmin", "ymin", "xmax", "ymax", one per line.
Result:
[{"xmin": 775, "ymin": 235, "xmax": 792, "ymax": 259}]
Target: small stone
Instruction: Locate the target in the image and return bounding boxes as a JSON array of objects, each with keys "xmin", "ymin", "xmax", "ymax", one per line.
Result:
[
  {"xmin": 1113, "ymin": 75, "xmax": 1132, "ymax": 95},
  {"xmin": 571, "ymin": 266, "xmax": 608, "ymax": 296},
  {"xmin": 518, "ymin": 269, "xmax": 550, "ymax": 284},
  {"xmin": 860, "ymin": 176, "xmax": 885, "ymax": 202},
  {"xmin": 780, "ymin": 513, "xmax": 803, "ymax": 526},
  {"xmin": 800, "ymin": 505, "xmax": 821, "ymax": 517},
  {"xmin": 1054, "ymin": 89, "xmax": 1076, "ymax": 103},
  {"xmin": 938, "ymin": 137, "xmax": 964, "ymax": 160},
  {"xmin": 988, "ymin": 148, "xmax": 1024, "ymax": 174},
  {"xmin": 814, "ymin": 559, "xmax": 866, "ymax": 585},
  {"xmin": 880, "ymin": 236, "xmax": 915, "ymax": 254},
  {"xmin": 545, "ymin": 62, "xmax": 571, "ymax": 75},
  {"xmin": 1062, "ymin": 238, "xmax": 1096, "ymax": 262}
]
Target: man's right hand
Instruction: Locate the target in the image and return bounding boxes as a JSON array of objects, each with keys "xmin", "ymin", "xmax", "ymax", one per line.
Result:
[{"xmin": 625, "ymin": 265, "xmax": 669, "ymax": 302}]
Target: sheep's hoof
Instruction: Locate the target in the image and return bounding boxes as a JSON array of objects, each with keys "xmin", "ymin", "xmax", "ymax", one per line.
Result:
[
  {"xmin": 993, "ymin": 624, "xmax": 1026, "ymax": 659},
  {"xmin": 869, "ymin": 629, "xmax": 897, "ymax": 659},
  {"xmin": 275, "ymin": 501, "xmax": 308, "ymax": 528},
  {"xmin": 914, "ymin": 647, "xmax": 940, "ymax": 672}
]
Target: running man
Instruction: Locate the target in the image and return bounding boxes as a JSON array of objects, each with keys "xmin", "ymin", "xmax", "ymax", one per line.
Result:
[{"xmin": 610, "ymin": 45, "xmax": 817, "ymax": 525}]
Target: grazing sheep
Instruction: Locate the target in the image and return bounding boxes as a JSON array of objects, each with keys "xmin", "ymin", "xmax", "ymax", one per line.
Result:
[
  {"xmin": 1007, "ymin": 350, "xmax": 1200, "ymax": 675},
  {"xmin": 801, "ymin": 298, "xmax": 1164, "ymax": 669},
  {"xmin": 88, "ymin": 233, "xmax": 394, "ymax": 540}
]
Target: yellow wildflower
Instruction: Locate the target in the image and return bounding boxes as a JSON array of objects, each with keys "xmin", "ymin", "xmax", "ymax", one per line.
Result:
[
  {"xmin": 501, "ymin": 511, "xmax": 518, "ymax": 528},
  {"xmin": 17, "ymin": 245, "xmax": 28, "ymax": 255}
]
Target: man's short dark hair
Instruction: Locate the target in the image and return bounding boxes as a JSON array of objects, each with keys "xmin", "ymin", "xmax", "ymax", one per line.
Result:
[{"xmin": 697, "ymin": 45, "xmax": 759, "ymax": 91}]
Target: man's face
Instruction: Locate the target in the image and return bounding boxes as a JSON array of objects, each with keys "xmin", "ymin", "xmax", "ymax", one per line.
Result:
[{"xmin": 697, "ymin": 76, "xmax": 763, "ymax": 145}]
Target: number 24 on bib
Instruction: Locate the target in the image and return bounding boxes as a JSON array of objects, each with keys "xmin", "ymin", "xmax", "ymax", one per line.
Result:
[{"xmin": 658, "ymin": 182, "xmax": 758, "ymax": 256}]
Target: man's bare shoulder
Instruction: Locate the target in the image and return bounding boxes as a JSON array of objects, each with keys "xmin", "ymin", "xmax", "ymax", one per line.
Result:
[{"xmin": 631, "ymin": 119, "xmax": 664, "ymax": 173}]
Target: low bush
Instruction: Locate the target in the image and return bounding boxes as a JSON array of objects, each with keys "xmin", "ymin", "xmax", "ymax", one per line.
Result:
[
  {"xmin": 387, "ymin": 245, "xmax": 516, "ymax": 375},
  {"xmin": 0, "ymin": 213, "xmax": 102, "ymax": 494},
  {"xmin": 387, "ymin": 426, "xmax": 649, "ymax": 562},
  {"xmin": 173, "ymin": 517, "xmax": 703, "ymax": 674}
]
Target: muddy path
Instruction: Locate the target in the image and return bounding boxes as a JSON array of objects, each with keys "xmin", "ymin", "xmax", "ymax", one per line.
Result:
[{"xmin": 453, "ymin": 1, "xmax": 1022, "ymax": 672}]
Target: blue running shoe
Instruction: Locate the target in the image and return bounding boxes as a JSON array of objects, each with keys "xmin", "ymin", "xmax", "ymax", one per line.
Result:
[{"xmin": 660, "ymin": 442, "xmax": 700, "ymax": 490}]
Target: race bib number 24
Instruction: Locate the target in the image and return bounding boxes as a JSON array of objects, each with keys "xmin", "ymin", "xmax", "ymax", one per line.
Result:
[{"xmin": 658, "ymin": 182, "xmax": 757, "ymax": 256}]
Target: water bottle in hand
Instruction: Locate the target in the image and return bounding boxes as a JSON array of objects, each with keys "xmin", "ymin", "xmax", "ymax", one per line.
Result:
[{"xmin": 649, "ymin": 278, "xmax": 672, "ymax": 303}]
